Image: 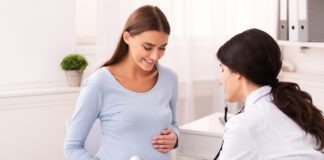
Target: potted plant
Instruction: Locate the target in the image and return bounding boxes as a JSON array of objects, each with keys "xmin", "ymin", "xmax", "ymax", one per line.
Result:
[{"xmin": 60, "ymin": 53, "xmax": 88, "ymax": 87}]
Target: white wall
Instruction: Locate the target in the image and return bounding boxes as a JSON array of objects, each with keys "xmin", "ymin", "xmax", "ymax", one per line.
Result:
[
  {"xmin": 76, "ymin": 0, "xmax": 97, "ymax": 40},
  {"xmin": 0, "ymin": 0, "xmax": 75, "ymax": 88},
  {"xmin": 0, "ymin": 0, "xmax": 76, "ymax": 159}
]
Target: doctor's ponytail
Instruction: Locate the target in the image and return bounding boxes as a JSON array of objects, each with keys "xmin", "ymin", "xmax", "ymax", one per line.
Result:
[
  {"xmin": 271, "ymin": 81, "xmax": 324, "ymax": 150},
  {"xmin": 217, "ymin": 28, "xmax": 324, "ymax": 151}
]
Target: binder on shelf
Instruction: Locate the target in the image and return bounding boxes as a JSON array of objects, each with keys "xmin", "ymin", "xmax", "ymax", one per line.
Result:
[
  {"xmin": 278, "ymin": 0, "xmax": 288, "ymax": 40},
  {"xmin": 288, "ymin": 0, "xmax": 299, "ymax": 41},
  {"xmin": 298, "ymin": 0, "xmax": 324, "ymax": 42},
  {"xmin": 298, "ymin": 0, "xmax": 308, "ymax": 41}
]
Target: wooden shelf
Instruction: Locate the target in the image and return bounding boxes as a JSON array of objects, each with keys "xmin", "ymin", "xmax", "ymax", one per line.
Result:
[{"xmin": 277, "ymin": 40, "xmax": 324, "ymax": 49}]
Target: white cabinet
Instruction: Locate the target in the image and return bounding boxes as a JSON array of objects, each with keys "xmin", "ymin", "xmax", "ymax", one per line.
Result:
[
  {"xmin": 0, "ymin": 85, "xmax": 79, "ymax": 160},
  {"xmin": 177, "ymin": 112, "xmax": 225, "ymax": 160}
]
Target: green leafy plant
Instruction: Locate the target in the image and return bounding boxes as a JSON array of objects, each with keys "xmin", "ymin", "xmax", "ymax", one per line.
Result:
[{"xmin": 60, "ymin": 54, "xmax": 88, "ymax": 71}]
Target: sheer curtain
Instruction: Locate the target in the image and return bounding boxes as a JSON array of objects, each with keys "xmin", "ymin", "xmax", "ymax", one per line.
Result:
[{"xmin": 96, "ymin": 0, "xmax": 278, "ymax": 124}]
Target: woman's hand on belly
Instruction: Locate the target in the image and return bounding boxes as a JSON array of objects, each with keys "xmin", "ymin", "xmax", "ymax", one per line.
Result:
[{"xmin": 152, "ymin": 128, "xmax": 177, "ymax": 153}]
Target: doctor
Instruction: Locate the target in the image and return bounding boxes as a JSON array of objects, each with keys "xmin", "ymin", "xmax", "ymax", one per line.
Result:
[{"xmin": 215, "ymin": 28, "xmax": 324, "ymax": 159}]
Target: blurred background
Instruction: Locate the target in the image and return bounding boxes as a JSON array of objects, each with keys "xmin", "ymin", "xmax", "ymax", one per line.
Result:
[{"xmin": 0, "ymin": 0, "xmax": 323, "ymax": 159}]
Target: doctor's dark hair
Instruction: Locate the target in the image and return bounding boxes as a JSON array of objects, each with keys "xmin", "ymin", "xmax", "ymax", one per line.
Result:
[
  {"xmin": 101, "ymin": 5, "xmax": 170, "ymax": 67},
  {"xmin": 216, "ymin": 28, "xmax": 324, "ymax": 150}
]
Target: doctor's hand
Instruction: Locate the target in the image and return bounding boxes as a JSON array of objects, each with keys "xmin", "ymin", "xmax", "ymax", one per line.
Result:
[{"xmin": 152, "ymin": 129, "xmax": 177, "ymax": 153}]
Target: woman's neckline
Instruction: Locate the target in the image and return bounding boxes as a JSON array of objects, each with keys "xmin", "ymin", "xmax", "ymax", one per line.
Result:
[{"xmin": 102, "ymin": 64, "xmax": 161, "ymax": 95}]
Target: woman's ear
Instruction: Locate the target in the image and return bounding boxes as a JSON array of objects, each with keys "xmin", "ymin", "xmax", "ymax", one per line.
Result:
[
  {"xmin": 123, "ymin": 31, "xmax": 131, "ymax": 44},
  {"xmin": 233, "ymin": 72, "xmax": 243, "ymax": 80}
]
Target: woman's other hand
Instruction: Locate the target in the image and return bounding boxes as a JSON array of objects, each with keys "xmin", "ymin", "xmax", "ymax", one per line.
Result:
[{"xmin": 152, "ymin": 129, "xmax": 177, "ymax": 153}]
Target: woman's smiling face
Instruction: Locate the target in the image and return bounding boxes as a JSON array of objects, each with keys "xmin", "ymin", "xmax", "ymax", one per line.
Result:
[{"xmin": 124, "ymin": 30, "xmax": 169, "ymax": 71}]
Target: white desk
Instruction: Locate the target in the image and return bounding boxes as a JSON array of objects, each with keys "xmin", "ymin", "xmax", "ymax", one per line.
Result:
[{"xmin": 177, "ymin": 112, "xmax": 226, "ymax": 159}]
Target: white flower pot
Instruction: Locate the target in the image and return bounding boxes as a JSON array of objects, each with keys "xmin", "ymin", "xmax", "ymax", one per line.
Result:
[{"xmin": 65, "ymin": 70, "xmax": 83, "ymax": 87}]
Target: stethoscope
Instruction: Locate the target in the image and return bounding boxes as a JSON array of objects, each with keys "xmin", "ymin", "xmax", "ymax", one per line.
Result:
[
  {"xmin": 214, "ymin": 103, "xmax": 245, "ymax": 160},
  {"xmin": 213, "ymin": 71, "xmax": 230, "ymax": 160},
  {"xmin": 214, "ymin": 71, "xmax": 245, "ymax": 160},
  {"xmin": 214, "ymin": 105, "xmax": 228, "ymax": 160},
  {"xmin": 215, "ymin": 83, "xmax": 269, "ymax": 159},
  {"xmin": 221, "ymin": 71, "xmax": 231, "ymax": 124}
]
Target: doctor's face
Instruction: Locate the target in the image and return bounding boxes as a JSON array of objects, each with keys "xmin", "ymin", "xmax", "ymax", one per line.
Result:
[{"xmin": 219, "ymin": 63, "xmax": 241, "ymax": 102}]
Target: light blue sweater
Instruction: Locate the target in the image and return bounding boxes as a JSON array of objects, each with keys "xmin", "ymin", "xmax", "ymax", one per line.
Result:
[{"xmin": 64, "ymin": 65, "xmax": 179, "ymax": 160}]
